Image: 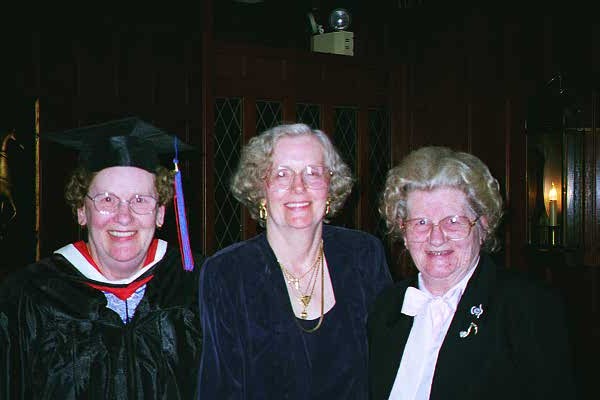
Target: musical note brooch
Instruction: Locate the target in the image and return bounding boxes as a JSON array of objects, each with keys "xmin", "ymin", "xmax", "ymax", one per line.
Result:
[{"xmin": 459, "ymin": 304, "xmax": 484, "ymax": 339}]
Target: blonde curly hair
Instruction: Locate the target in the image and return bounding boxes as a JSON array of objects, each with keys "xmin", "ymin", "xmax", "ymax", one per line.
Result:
[
  {"xmin": 230, "ymin": 123, "xmax": 353, "ymax": 227},
  {"xmin": 380, "ymin": 146, "xmax": 504, "ymax": 252}
]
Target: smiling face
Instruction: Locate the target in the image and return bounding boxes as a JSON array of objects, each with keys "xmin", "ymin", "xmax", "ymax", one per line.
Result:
[
  {"xmin": 77, "ymin": 166, "xmax": 165, "ymax": 280},
  {"xmin": 404, "ymin": 187, "xmax": 483, "ymax": 295},
  {"xmin": 263, "ymin": 135, "xmax": 329, "ymax": 236}
]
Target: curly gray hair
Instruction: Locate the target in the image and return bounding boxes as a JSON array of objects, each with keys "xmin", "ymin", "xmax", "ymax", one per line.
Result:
[
  {"xmin": 380, "ymin": 146, "xmax": 504, "ymax": 252},
  {"xmin": 65, "ymin": 166, "xmax": 174, "ymax": 217},
  {"xmin": 230, "ymin": 123, "xmax": 353, "ymax": 227}
]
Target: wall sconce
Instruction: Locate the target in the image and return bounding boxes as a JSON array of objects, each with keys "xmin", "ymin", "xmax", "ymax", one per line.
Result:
[
  {"xmin": 309, "ymin": 8, "xmax": 354, "ymax": 56},
  {"xmin": 526, "ymin": 73, "xmax": 585, "ymax": 249}
]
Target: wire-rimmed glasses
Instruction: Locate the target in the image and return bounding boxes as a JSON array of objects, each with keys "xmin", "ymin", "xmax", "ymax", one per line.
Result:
[
  {"xmin": 266, "ymin": 165, "xmax": 332, "ymax": 191},
  {"xmin": 401, "ymin": 215, "xmax": 479, "ymax": 243},
  {"xmin": 86, "ymin": 192, "xmax": 158, "ymax": 215}
]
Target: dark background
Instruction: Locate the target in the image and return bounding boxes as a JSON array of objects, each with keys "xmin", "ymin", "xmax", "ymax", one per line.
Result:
[{"xmin": 1, "ymin": 1, "xmax": 599, "ymax": 397}]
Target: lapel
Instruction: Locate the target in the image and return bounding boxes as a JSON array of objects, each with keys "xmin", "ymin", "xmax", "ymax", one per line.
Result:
[
  {"xmin": 373, "ymin": 278, "xmax": 418, "ymax": 400},
  {"xmin": 322, "ymin": 226, "xmax": 345, "ymax": 296},
  {"xmin": 321, "ymin": 225, "xmax": 369, "ymax": 311},
  {"xmin": 252, "ymin": 233, "xmax": 298, "ymax": 331},
  {"xmin": 430, "ymin": 253, "xmax": 497, "ymax": 399}
]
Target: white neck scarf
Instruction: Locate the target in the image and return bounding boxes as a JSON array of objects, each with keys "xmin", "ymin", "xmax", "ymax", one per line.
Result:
[{"xmin": 388, "ymin": 257, "xmax": 479, "ymax": 400}]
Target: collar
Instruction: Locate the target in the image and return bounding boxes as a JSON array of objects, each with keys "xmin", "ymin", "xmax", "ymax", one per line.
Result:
[
  {"xmin": 55, "ymin": 238, "xmax": 167, "ymax": 285},
  {"xmin": 402, "ymin": 256, "xmax": 480, "ymax": 317}
]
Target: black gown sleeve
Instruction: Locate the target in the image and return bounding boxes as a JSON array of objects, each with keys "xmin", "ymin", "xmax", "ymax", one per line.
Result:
[{"xmin": 0, "ymin": 272, "xmax": 31, "ymax": 399}]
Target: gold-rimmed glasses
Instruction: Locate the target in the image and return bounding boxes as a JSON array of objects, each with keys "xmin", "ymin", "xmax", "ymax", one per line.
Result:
[
  {"xmin": 401, "ymin": 215, "xmax": 479, "ymax": 243},
  {"xmin": 86, "ymin": 192, "xmax": 158, "ymax": 215},
  {"xmin": 266, "ymin": 165, "xmax": 332, "ymax": 191}
]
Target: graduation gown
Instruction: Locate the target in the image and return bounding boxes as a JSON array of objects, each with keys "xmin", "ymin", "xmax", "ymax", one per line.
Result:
[
  {"xmin": 197, "ymin": 225, "xmax": 393, "ymax": 400},
  {"xmin": 0, "ymin": 246, "xmax": 202, "ymax": 400},
  {"xmin": 367, "ymin": 253, "xmax": 576, "ymax": 400}
]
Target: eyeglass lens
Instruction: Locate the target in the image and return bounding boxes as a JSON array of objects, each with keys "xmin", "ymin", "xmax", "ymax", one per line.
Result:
[
  {"xmin": 88, "ymin": 193, "xmax": 157, "ymax": 215},
  {"xmin": 268, "ymin": 165, "xmax": 331, "ymax": 190},
  {"xmin": 403, "ymin": 215, "xmax": 476, "ymax": 242}
]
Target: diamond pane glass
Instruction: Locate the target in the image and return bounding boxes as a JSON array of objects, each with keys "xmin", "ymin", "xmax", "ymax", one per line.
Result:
[
  {"xmin": 368, "ymin": 108, "xmax": 391, "ymax": 239},
  {"xmin": 333, "ymin": 107, "xmax": 357, "ymax": 171},
  {"xmin": 214, "ymin": 97, "xmax": 243, "ymax": 250},
  {"xmin": 296, "ymin": 103, "xmax": 321, "ymax": 129},
  {"xmin": 333, "ymin": 107, "xmax": 358, "ymax": 229},
  {"xmin": 256, "ymin": 100, "xmax": 282, "ymax": 135}
]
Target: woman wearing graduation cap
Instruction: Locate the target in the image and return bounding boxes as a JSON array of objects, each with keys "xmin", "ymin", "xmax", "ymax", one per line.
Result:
[{"xmin": 0, "ymin": 118, "xmax": 202, "ymax": 399}]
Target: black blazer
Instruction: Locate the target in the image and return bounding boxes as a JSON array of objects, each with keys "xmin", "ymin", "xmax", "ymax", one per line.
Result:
[{"xmin": 367, "ymin": 253, "xmax": 576, "ymax": 400}]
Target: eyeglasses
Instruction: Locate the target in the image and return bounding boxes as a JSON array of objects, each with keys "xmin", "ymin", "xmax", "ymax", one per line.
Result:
[
  {"xmin": 401, "ymin": 215, "xmax": 479, "ymax": 243},
  {"xmin": 86, "ymin": 192, "xmax": 158, "ymax": 215},
  {"xmin": 266, "ymin": 165, "xmax": 332, "ymax": 191}
]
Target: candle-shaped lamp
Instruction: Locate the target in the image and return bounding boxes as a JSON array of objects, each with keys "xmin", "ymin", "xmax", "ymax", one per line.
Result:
[{"xmin": 548, "ymin": 182, "xmax": 558, "ymax": 226}]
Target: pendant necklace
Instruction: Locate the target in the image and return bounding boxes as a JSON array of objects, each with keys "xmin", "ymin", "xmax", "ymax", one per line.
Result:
[
  {"xmin": 279, "ymin": 253, "xmax": 319, "ymax": 291},
  {"xmin": 278, "ymin": 240, "xmax": 323, "ymax": 320}
]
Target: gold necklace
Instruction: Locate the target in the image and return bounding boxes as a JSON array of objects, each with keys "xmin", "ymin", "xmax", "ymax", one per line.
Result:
[
  {"xmin": 297, "ymin": 247, "xmax": 325, "ymax": 333},
  {"xmin": 281, "ymin": 263, "xmax": 319, "ymax": 317},
  {"xmin": 298, "ymin": 251, "xmax": 321, "ymax": 319},
  {"xmin": 277, "ymin": 240, "xmax": 323, "ymax": 320},
  {"xmin": 277, "ymin": 252, "xmax": 319, "ymax": 290}
]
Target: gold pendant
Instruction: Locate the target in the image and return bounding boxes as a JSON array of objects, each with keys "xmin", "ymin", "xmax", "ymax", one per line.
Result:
[
  {"xmin": 300, "ymin": 295, "xmax": 311, "ymax": 307},
  {"xmin": 300, "ymin": 310, "xmax": 308, "ymax": 319}
]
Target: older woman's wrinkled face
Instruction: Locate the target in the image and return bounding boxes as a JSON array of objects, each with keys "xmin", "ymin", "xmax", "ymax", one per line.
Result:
[
  {"xmin": 77, "ymin": 166, "xmax": 165, "ymax": 280},
  {"xmin": 404, "ymin": 187, "xmax": 483, "ymax": 294},
  {"xmin": 264, "ymin": 135, "xmax": 330, "ymax": 235}
]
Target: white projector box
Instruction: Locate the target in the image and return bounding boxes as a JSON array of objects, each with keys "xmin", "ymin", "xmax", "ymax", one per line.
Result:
[{"xmin": 311, "ymin": 31, "xmax": 354, "ymax": 56}]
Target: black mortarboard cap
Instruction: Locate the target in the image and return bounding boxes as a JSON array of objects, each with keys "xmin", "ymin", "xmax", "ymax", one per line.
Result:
[{"xmin": 44, "ymin": 117, "xmax": 194, "ymax": 172}]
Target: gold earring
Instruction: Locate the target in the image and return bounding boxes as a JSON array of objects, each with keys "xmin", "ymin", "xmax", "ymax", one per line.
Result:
[
  {"xmin": 259, "ymin": 200, "xmax": 268, "ymax": 221},
  {"xmin": 325, "ymin": 199, "xmax": 331, "ymax": 216},
  {"xmin": 156, "ymin": 222, "xmax": 163, "ymax": 229}
]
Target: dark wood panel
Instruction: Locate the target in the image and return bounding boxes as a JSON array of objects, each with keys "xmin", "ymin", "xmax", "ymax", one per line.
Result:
[
  {"xmin": 289, "ymin": 59, "xmax": 326, "ymax": 100},
  {"xmin": 583, "ymin": 94, "xmax": 600, "ymax": 267},
  {"xmin": 29, "ymin": 24, "xmax": 206, "ymax": 259},
  {"xmin": 201, "ymin": 0, "xmax": 215, "ymax": 254},
  {"xmin": 246, "ymin": 56, "xmax": 286, "ymax": 88},
  {"xmin": 214, "ymin": 51, "xmax": 246, "ymax": 82},
  {"xmin": 214, "ymin": 41, "xmax": 392, "ymax": 105}
]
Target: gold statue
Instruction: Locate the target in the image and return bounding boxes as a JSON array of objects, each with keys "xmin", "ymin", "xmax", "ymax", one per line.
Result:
[{"xmin": 0, "ymin": 129, "xmax": 18, "ymax": 223}]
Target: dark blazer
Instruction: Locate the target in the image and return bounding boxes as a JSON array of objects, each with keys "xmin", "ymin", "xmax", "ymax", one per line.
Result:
[
  {"xmin": 367, "ymin": 253, "xmax": 576, "ymax": 400},
  {"xmin": 197, "ymin": 225, "xmax": 392, "ymax": 400}
]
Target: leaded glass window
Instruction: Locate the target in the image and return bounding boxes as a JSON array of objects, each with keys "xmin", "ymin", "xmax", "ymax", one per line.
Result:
[
  {"xmin": 256, "ymin": 100, "xmax": 282, "ymax": 135},
  {"xmin": 368, "ymin": 107, "xmax": 391, "ymax": 239},
  {"xmin": 214, "ymin": 97, "xmax": 243, "ymax": 249},
  {"xmin": 296, "ymin": 103, "xmax": 321, "ymax": 129},
  {"xmin": 333, "ymin": 107, "xmax": 357, "ymax": 171}
]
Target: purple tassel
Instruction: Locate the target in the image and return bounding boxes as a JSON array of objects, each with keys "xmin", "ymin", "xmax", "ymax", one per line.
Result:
[{"xmin": 173, "ymin": 138, "xmax": 194, "ymax": 271}]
